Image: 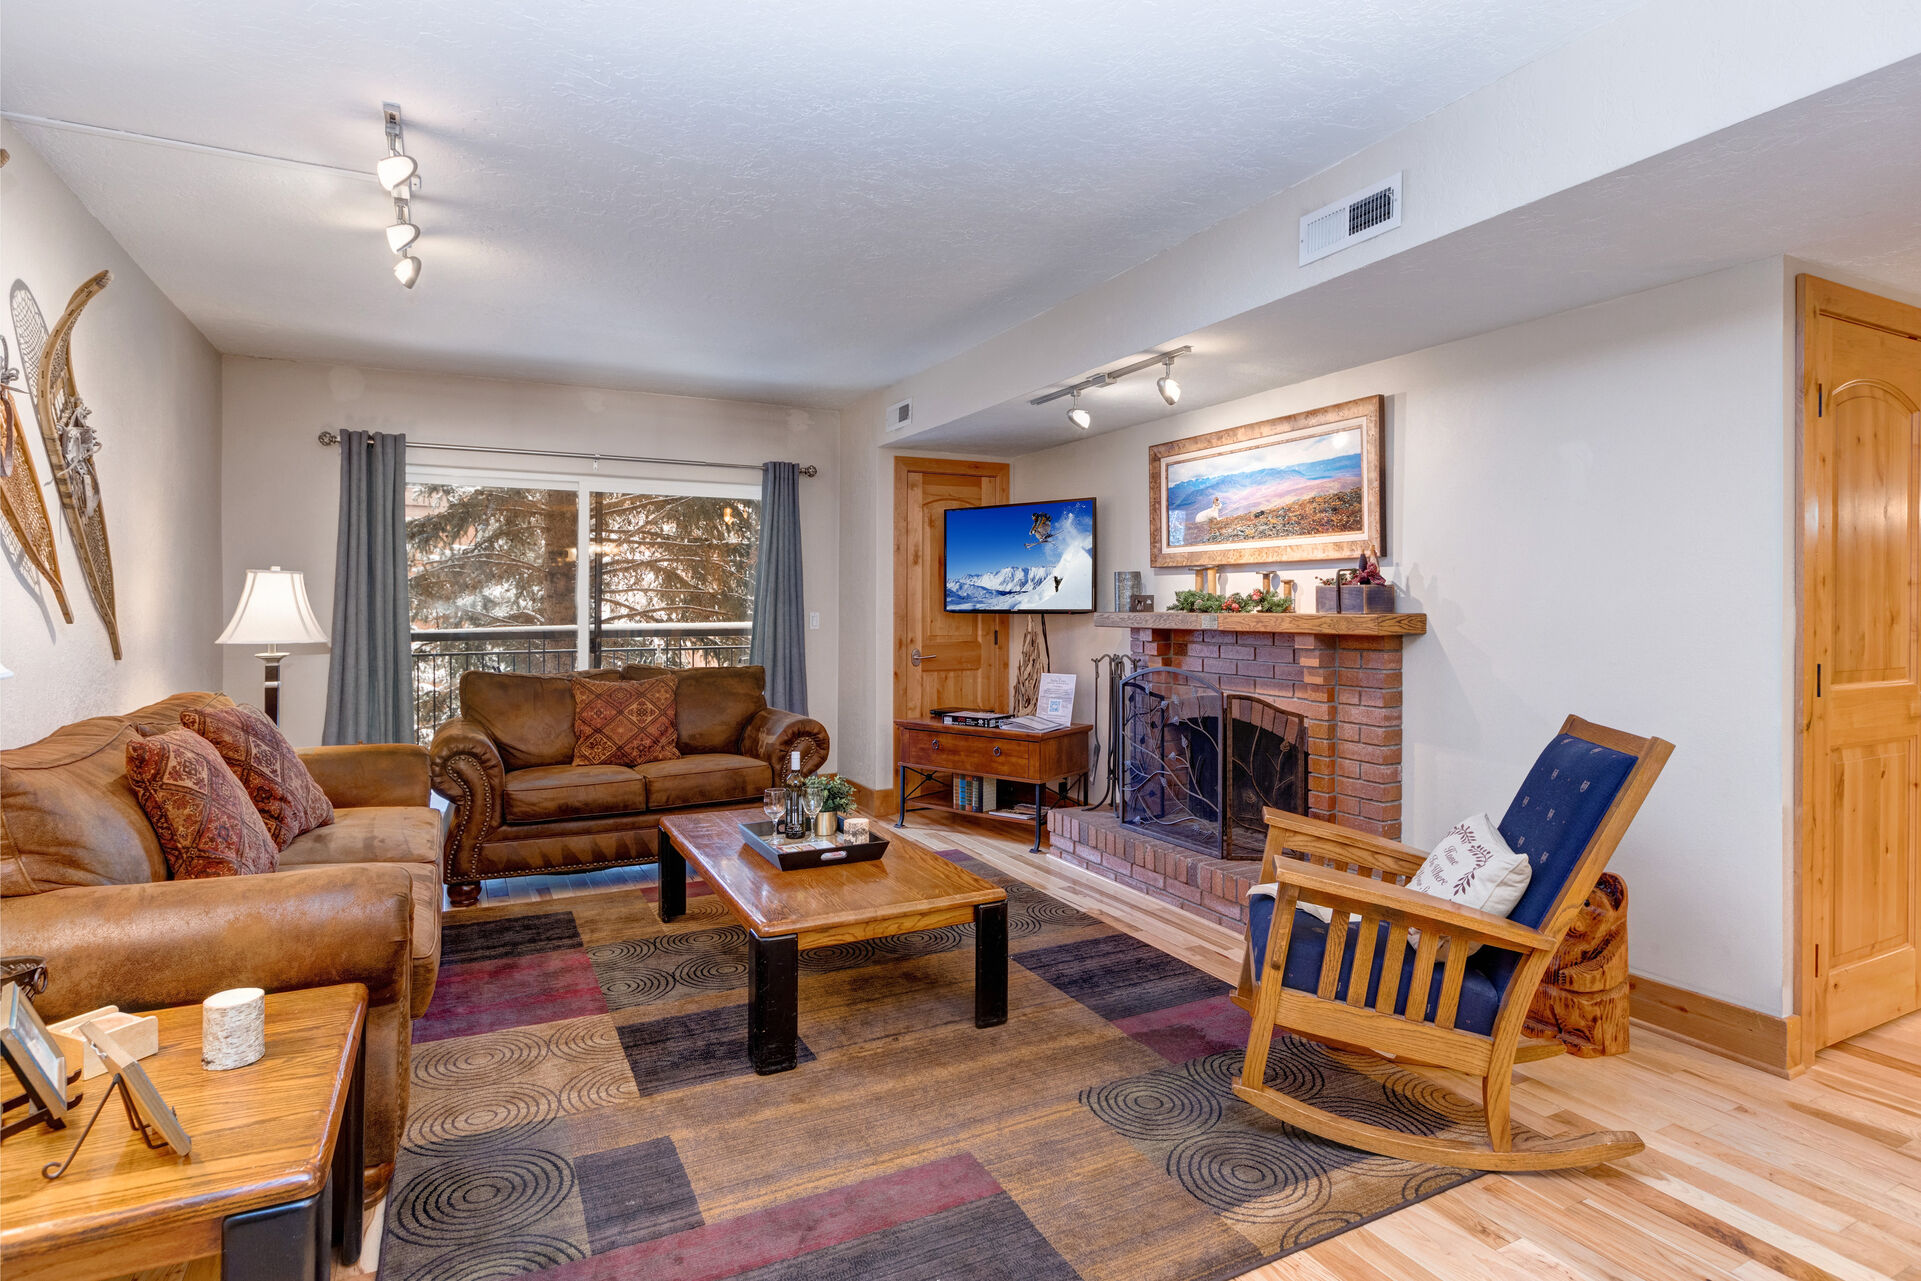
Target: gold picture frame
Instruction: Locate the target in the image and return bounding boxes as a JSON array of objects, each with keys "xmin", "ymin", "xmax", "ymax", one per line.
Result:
[{"xmin": 1148, "ymin": 395, "xmax": 1383, "ymax": 567}]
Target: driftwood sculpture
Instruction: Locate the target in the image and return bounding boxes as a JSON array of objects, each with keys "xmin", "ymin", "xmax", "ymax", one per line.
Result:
[
  {"xmin": 11, "ymin": 272, "xmax": 118, "ymax": 658},
  {"xmin": 0, "ymin": 335, "xmax": 70, "ymax": 621},
  {"xmin": 1525, "ymin": 872, "xmax": 1630, "ymax": 1057}
]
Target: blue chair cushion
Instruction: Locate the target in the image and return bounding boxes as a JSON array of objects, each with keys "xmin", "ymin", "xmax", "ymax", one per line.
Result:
[
  {"xmin": 1247, "ymin": 894, "xmax": 1504, "ymax": 1037},
  {"xmin": 1496, "ymin": 733, "xmax": 1638, "ymax": 932}
]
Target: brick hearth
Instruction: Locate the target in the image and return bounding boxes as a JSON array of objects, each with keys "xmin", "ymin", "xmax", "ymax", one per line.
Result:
[{"xmin": 1048, "ymin": 619, "xmax": 1412, "ymax": 930}]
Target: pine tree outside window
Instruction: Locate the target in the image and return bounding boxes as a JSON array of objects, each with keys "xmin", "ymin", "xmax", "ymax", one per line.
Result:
[{"xmin": 405, "ymin": 469, "xmax": 760, "ymax": 742}]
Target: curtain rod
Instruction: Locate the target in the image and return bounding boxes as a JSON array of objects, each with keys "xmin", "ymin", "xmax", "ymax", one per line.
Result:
[{"xmin": 316, "ymin": 431, "xmax": 818, "ymax": 477}]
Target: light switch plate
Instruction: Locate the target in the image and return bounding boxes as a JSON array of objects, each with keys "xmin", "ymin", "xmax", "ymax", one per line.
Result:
[{"xmin": 808, "ymin": 611, "xmax": 821, "ymax": 630}]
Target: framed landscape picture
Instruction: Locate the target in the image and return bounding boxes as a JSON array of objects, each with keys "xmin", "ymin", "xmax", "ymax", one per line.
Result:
[{"xmin": 1148, "ymin": 395, "xmax": 1383, "ymax": 567}]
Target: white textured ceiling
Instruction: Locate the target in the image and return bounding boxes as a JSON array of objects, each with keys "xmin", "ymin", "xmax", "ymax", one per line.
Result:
[{"xmin": 1, "ymin": 0, "xmax": 1645, "ymax": 407}]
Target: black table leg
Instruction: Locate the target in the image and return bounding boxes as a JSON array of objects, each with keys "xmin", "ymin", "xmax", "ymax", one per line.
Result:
[
  {"xmin": 975, "ymin": 900, "xmax": 1008, "ymax": 1028},
  {"xmin": 1032, "ymin": 782, "xmax": 1048, "ymax": 852},
  {"xmin": 748, "ymin": 931, "xmax": 799, "ymax": 1074},
  {"xmin": 897, "ymin": 763, "xmax": 908, "ymax": 826},
  {"xmin": 331, "ymin": 1027, "xmax": 365, "ymax": 1265},
  {"xmin": 659, "ymin": 831, "xmax": 687, "ymax": 922},
  {"xmin": 223, "ymin": 1189, "xmax": 326, "ymax": 1281}
]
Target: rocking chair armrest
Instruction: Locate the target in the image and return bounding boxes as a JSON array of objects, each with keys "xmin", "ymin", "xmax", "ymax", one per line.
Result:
[
  {"xmin": 1269, "ymin": 859, "xmax": 1559, "ymax": 954},
  {"xmin": 1261, "ymin": 808, "xmax": 1430, "ymax": 877}
]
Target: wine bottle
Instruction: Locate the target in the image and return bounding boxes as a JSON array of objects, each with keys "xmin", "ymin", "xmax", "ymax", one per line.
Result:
[{"xmin": 781, "ymin": 750, "xmax": 805, "ymax": 836}]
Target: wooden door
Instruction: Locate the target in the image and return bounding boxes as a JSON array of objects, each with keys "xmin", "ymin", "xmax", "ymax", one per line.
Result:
[
  {"xmin": 1802, "ymin": 275, "xmax": 1921, "ymax": 1049},
  {"xmin": 893, "ymin": 457, "xmax": 1010, "ymax": 732}
]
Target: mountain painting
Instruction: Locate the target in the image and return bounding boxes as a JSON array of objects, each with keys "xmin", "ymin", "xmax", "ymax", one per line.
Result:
[
  {"xmin": 1149, "ymin": 398, "xmax": 1383, "ymax": 568},
  {"xmin": 944, "ymin": 498, "xmax": 1095, "ymax": 612}
]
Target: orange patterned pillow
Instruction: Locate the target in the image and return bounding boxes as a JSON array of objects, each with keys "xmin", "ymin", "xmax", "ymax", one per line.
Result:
[
  {"xmin": 181, "ymin": 702, "xmax": 335, "ymax": 850},
  {"xmin": 126, "ymin": 728, "xmax": 279, "ymax": 879},
  {"xmin": 573, "ymin": 675, "xmax": 679, "ymax": 767}
]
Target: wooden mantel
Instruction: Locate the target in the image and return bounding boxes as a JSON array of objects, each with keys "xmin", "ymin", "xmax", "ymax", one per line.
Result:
[{"xmin": 1090, "ymin": 610, "xmax": 1426, "ymax": 637}]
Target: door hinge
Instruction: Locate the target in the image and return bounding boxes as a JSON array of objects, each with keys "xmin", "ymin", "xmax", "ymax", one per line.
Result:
[
  {"xmin": 993, "ymin": 627, "xmax": 999, "ymax": 646},
  {"xmin": 1816, "ymin": 663, "xmax": 1822, "ymax": 697},
  {"xmin": 1817, "ymin": 383, "xmax": 1824, "ymax": 417},
  {"xmin": 1813, "ymin": 943, "xmax": 1820, "ymax": 977}
]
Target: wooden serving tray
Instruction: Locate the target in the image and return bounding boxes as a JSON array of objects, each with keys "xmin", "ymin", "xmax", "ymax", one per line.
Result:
[{"xmin": 738, "ymin": 820, "xmax": 890, "ymax": 871}]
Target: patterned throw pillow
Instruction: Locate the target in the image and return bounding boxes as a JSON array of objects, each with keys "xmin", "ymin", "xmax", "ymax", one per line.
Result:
[
  {"xmin": 181, "ymin": 702, "xmax": 335, "ymax": 850},
  {"xmin": 573, "ymin": 675, "xmax": 679, "ymax": 767},
  {"xmin": 126, "ymin": 728, "xmax": 279, "ymax": 879}
]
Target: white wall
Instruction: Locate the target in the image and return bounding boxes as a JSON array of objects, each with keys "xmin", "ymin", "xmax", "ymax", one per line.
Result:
[
  {"xmin": 1009, "ymin": 259, "xmax": 1794, "ymax": 1013},
  {"xmin": 220, "ymin": 357, "xmax": 840, "ymax": 754},
  {"xmin": 0, "ymin": 128, "xmax": 223, "ymax": 747}
]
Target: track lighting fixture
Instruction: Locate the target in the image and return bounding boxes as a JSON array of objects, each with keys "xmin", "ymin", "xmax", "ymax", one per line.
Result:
[
  {"xmin": 386, "ymin": 210, "xmax": 420, "ymax": 254},
  {"xmin": 378, "ymin": 103, "xmax": 423, "ymax": 289},
  {"xmin": 1030, "ymin": 345, "xmax": 1193, "ymax": 425},
  {"xmin": 1156, "ymin": 355, "xmax": 1182, "ymax": 406},
  {"xmin": 375, "ymin": 152, "xmax": 417, "ymax": 194}
]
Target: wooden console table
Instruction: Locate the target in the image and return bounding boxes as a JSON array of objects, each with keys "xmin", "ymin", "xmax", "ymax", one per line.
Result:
[
  {"xmin": 0, "ymin": 985, "xmax": 367, "ymax": 1281},
  {"xmin": 894, "ymin": 718, "xmax": 1092, "ymax": 852}
]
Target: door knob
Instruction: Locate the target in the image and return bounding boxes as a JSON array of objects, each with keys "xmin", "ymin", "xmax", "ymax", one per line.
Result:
[{"xmin": 911, "ymin": 648, "xmax": 937, "ymax": 666}]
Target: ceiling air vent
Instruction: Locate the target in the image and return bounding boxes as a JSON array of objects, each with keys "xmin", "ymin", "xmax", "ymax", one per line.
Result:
[
  {"xmin": 1299, "ymin": 172, "xmax": 1402, "ymax": 267},
  {"xmin": 886, "ymin": 398, "xmax": 913, "ymax": 432}
]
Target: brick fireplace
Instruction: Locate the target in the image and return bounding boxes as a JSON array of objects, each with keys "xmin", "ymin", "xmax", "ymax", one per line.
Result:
[{"xmin": 1047, "ymin": 610, "xmax": 1424, "ymax": 932}]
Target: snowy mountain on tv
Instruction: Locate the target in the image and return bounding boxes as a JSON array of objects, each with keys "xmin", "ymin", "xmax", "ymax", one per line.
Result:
[{"xmin": 944, "ymin": 500, "xmax": 1094, "ymax": 612}]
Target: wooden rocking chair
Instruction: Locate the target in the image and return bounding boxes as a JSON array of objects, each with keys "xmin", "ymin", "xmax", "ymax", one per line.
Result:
[{"xmin": 1234, "ymin": 715, "xmax": 1671, "ymax": 1171}]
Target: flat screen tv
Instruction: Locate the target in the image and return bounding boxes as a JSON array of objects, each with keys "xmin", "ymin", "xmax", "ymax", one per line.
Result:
[{"xmin": 943, "ymin": 498, "xmax": 1095, "ymax": 613}]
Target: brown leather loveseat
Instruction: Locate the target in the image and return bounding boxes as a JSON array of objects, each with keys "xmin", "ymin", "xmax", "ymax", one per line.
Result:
[
  {"xmin": 428, "ymin": 665, "xmax": 828, "ymax": 905},
  {"xmin": 0, "ymin": 692, "xmax": 442, "ymax": 1201}
]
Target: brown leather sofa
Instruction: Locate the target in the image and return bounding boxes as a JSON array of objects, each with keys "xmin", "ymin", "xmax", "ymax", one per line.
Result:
[
  {"xmin": 429, "ymin": 665, "xmax": 828, "ymax": 905},
  {"xmin": 0, "ymin": 692, "xmax": 442, "ymax": 1201}
]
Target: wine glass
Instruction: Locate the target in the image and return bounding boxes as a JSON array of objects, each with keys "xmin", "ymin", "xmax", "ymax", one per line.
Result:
[
  {"xmin": 762, "ymin": 788, "xmax": 783, "ymax": 828},
  {"xmin": 801, "ymin": 788, "xmax": 823, "ymax": 833}
]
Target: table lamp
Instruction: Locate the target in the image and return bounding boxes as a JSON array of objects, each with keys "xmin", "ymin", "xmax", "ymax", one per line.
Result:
[{"xmin": 216, "ymin": 567, "xmax": 329, "ymax": 724}]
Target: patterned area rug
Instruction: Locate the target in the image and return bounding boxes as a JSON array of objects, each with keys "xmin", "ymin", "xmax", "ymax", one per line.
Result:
[{"xmin": 382, "ymin": 850, "xmax": 1492, "ymax": 1280}]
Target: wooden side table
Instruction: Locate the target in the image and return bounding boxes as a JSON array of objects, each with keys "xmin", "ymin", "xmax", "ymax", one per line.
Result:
[
  {"xmin": 0, "ymin": 984, "xmax": 367, "ymax": 1281},
  {"xmin": 894, "ymin": 718, "xmax": 1092, "ymax": 851}
]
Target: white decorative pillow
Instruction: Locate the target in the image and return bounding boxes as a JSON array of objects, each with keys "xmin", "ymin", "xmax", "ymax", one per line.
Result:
[
  {"xmin": 1245, "ymin": 813, "xmax": 1530, "ymax": 957},
  {"xmin": 1403, "ymin": 813, "xmax": 1531, "ymax": 955}
]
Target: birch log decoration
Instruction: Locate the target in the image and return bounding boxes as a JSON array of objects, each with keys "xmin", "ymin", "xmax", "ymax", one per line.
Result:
[{"xmin": 202, "ymin": 987, "xmax": 267, "ymax": 1070}]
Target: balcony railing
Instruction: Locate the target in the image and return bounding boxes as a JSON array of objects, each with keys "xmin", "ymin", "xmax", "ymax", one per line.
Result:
[{"xmin": 411, "ymin": 622, "xmax": 752, "ymax": 743}]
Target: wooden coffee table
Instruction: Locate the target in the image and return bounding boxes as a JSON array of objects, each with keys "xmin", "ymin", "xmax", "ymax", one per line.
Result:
[
  {"xmin": 0, "ymin": 984, "xmax": 366, "ymax": 1281},
  {"xmin": 657, "ymin": 809, "xmax": 1009, "ymax": 1074}
]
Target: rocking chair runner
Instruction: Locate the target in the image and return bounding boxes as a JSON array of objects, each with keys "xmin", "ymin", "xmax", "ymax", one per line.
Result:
[{"xmin": 1234, "ymin": 715, "xmax": 1672, "ymax": 1172}]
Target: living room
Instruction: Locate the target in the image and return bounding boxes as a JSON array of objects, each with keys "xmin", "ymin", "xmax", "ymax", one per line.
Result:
[{"xmin": 3, "ymin": 3, "xmax": 1920, "ymax": 1279}]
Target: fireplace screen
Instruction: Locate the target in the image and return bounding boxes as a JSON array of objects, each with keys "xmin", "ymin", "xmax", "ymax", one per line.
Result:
[{"xmin": 1118, "ymin": 666, "xmax": 1308, "ymax": 860}]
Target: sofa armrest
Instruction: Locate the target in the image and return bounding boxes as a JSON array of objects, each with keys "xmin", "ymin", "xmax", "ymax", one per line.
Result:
[
  {"xmin": 740, "ymin": 707, "xmax": 829, "ymax": 776},
  {"xmin": 299, "ymin": 743, "xmax": 431, "ymax": 809},
  {"xmin": 428, "ymin": 717, "xmax": 506, "ymax": 883},
  {"xmin": 0, "ymin": 864, "xmax": 415, "ymax": 1022}
]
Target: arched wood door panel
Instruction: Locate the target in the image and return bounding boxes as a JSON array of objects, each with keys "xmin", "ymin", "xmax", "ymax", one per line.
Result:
[{"xmin": 1802, "ymin": 277, "xmax": 1921, "ymax": 1051}]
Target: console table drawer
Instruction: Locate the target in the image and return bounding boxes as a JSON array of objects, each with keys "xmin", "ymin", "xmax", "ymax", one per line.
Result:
[{"xmin": 898, "ymin": 728, "xmax": 1034, "ymax": 776}]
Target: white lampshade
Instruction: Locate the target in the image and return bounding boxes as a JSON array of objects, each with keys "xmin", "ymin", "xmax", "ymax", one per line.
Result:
[
  {"xmin": 216, "ymin": 567, "xmax": 330, "ymax": 648},
  {"xmin": 386, "ymin": 220, "xmax": 420, "ymax": 253},
  {"xmin": 394, "ymin": 255, "xmax": 422, "ymax": 289}
]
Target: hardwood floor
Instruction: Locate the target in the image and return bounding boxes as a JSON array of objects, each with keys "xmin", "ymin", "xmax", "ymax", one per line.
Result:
[{"xmin": 438, "ymin": 810, "xmax": 1921, "ymax": 1281}]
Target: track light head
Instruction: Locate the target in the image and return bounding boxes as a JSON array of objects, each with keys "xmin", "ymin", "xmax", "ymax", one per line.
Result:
[
  {"xmin": 393, "ymin": 255, "xmax": 421, "ymax": 289},
  {"xmin": 1157, "ymin": 356, "xmax": 1182, "ymax": 406},
  {"xmin": 376, "ymin": 152, "xmax": 417, "ymax": 194},
  {"xmin": 1067, "ymin": 391, "xmax": 1091, "ymax": 431},
  {"xmin": 386, "ymin": 219, "xmax": 420, "ymax": 253}
]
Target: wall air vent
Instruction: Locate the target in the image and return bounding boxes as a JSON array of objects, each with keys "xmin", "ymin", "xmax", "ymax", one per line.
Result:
[
  {"xmin": 886, "ymin": 398, "xmax": 913, "ymax": 432},
  {"xmin": 1299, "ymin": 172, "xmax": 1402, "ymax": 267}
]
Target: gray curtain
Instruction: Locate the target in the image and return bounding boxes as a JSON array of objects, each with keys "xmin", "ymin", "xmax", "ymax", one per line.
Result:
[
  {"xmin": 749, "ymin": 461, "xmax": 807, "ymax": 714},
  {"xmin": 323, "ymin": 430, "xmax": 413, "ymax": 744}
]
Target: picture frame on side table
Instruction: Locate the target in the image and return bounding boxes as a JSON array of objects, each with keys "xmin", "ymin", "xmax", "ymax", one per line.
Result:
[
  {"xmin": 1, "ymin": 982, "xmax": 73, "ymax": 1136},
  {"xmin": 1149, "ymin": 395, "xmax": 1383, "ymax": 567},
  {"xmin": 83, "ymin": 1021, "xmax": 192, "ymax": 1157}
]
